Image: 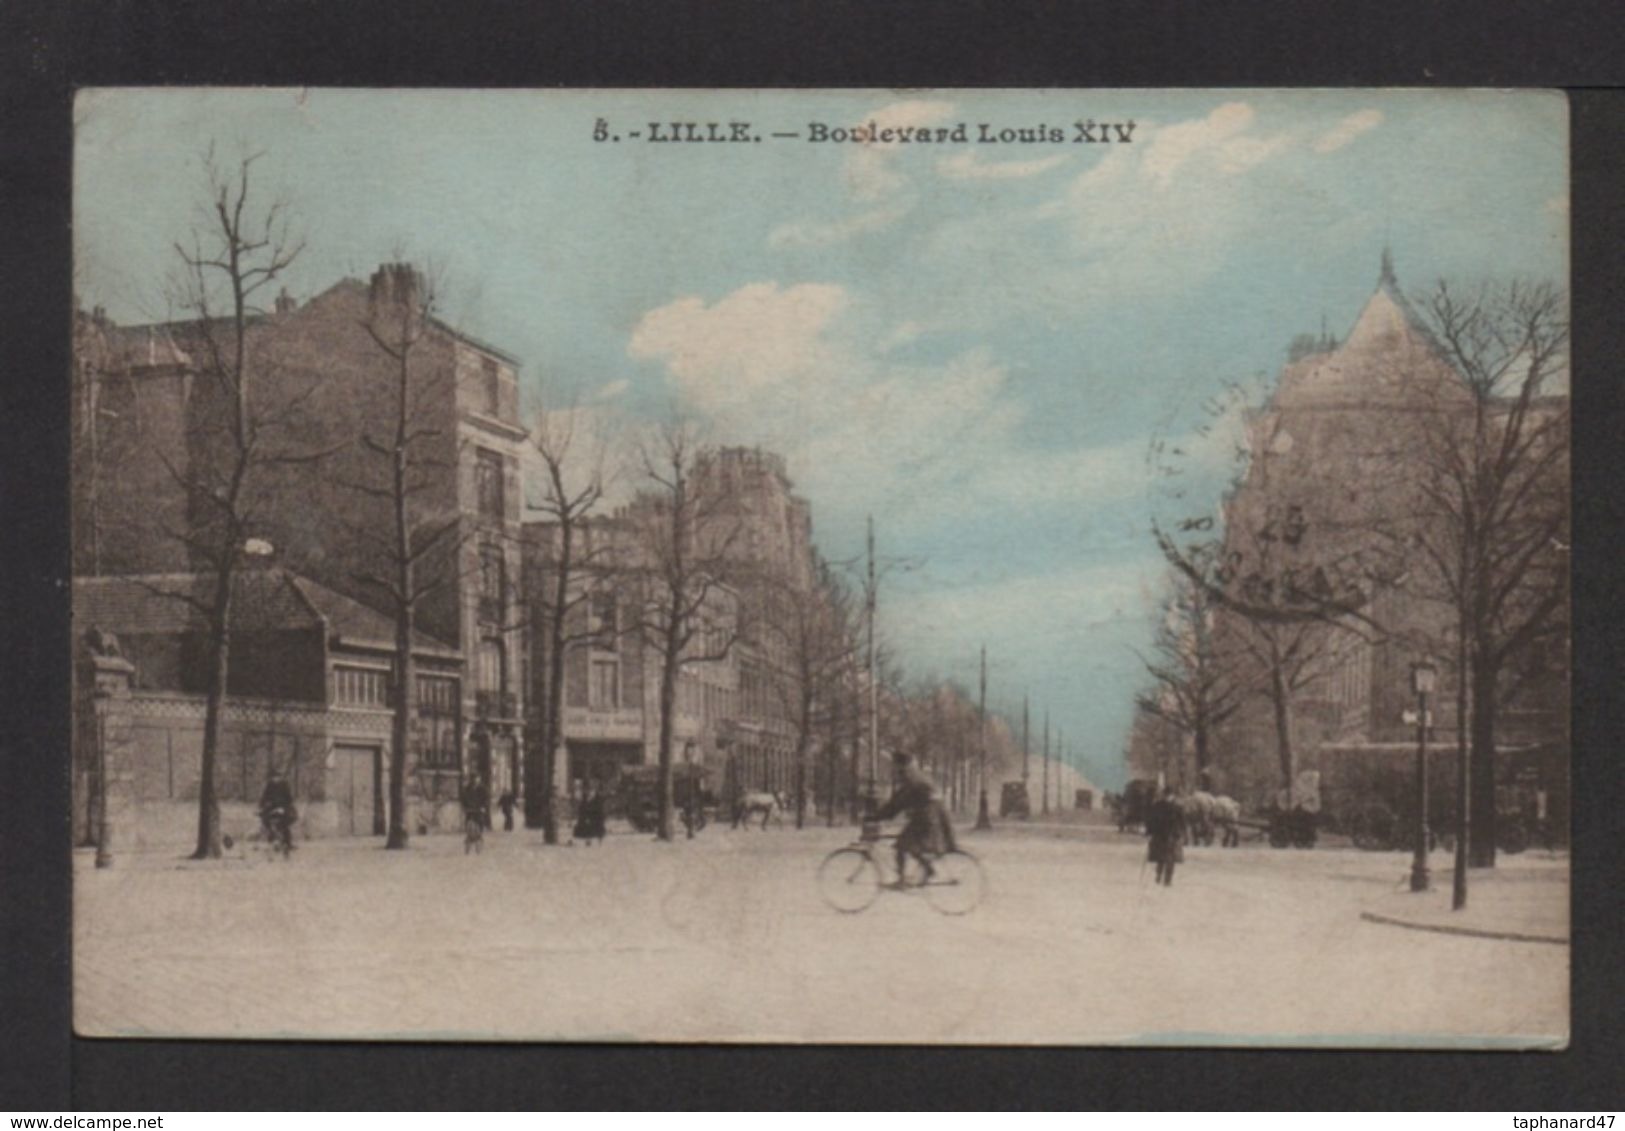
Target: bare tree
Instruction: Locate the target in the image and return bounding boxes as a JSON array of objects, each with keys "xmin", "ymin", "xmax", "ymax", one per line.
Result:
[
  {"xmin": 342, "ymin": 263, "xmax": 466, "ymax": 850},
  {"xmin": 625, "ymin": 422, "xmax": 743, "ymax": 841},
  {"xmin": 526, "ymin": 404, "xmax": 610, "ymax": 843},
  {"xmin": 1400, "ymin": 278, "xmax": 1570, "ymax": 868},
  {"xmin": 1151, "ymin": 373, "xmax": 1404, "ymax": 801},
  {"xmin": 760, "ymin": 555, "xmax": 859, "ymax": 827},
  {"xmin": 156, "ymin": 149, "xmax": 314, "ymax": 859},
  {"xmin": 1134, "ymin": 560, "xmax": 1250, "ymax": 791}
]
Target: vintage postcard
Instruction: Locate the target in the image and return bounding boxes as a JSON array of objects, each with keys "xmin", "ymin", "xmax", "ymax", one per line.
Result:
[{"xmin": 71, "ymin": 88, "xmax": 1569, "ymax": 1045}]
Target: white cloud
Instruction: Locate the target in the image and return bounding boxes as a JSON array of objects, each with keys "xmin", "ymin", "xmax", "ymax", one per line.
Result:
[
  {"xmin": 842, "ymin": 99, "xmax": 957, "ymax": 201},
  {"xmin": 1312, "ymin": 108, "xmax": 1384, "ymax": 154},
  {"xmin": 593, "ymin": 378, "xmax": 629, "ymax": 401},
  {"xmin": 627, "ymin": 281, "xmax": 848, "ymax": 406},
  {"xmin": 995, "ymin": 102, "xmax": 1304, "ymax": 307},
  {"xmin": 881, "ymin": 320, "xmax": 927, "ymax": 351},
  {"xmin": 937, "ymin": 150, "xmax": 1068, "ymax": 181},
  {"xmin": 1138, "ymin": 102, "xmax": 1288, "ymax": 189},
  {"xmin": 626, "ymin": 280, "xmax": 1217, "ymax": 556},
  {"xmin": 769, "ymin": 98, "xmax": 955, "ymax": 250},
  {"xmin": 767, "ymin": 202, "xmax": 911, "ymax": 250}
]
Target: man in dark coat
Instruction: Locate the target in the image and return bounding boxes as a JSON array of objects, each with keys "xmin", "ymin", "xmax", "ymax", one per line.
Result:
[
  {"xmin": 572, "ymin": 783, "xmax": 607, "ymax": 845},
  {"xmin": 873, "ymin": 751, "xmax": 954, "ymax": 885},
  {"xmin": 1145, "ymin": 786, "xmax": 1187, "ymax": 886},
  {"xmin": 258, "ymin": 769, "xmax": 296, "ymax": 852}
]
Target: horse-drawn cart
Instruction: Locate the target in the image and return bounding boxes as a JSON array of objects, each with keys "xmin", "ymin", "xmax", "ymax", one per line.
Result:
[{"xmin": 618, "ymin": 764, "xmax": 715, "ymax": 834}]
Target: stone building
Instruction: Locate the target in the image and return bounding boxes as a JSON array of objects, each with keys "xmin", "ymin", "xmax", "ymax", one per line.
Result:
[
  {"xmin": 72, "ymin": 264, "xmax": 531, "ymax": 836},
  {"xmin": 72, "ymin": 568, "xmax": 464, "ymax": 848},
  {"xmin": 1206, "ymin": 253, "xmax": 1568, "ymax": 834},
  {"xmin": 523, "ymin": 446, "xmax": 821, "ymax": 812}
]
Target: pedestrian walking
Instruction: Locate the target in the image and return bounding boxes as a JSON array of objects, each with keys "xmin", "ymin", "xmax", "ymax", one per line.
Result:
[
  {"xmin": 1145, "ymin": 786, "xmax": 1186, "ymax": 887},
  {"xmin": 573, "ymin": 783, "xmax": 607, "ymax": 846},
  {"xmin": 498, "ymin": 789, "xmax": 516, "ymax": 832}
]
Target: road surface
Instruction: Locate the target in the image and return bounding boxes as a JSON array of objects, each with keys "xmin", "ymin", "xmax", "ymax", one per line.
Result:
[{"xmin": 73, "ymin": 820, "xmax": 1568, "ymax": 1046}]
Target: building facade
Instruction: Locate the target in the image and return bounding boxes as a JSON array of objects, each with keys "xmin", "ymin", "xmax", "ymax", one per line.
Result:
[
  {"xmin": 72, "ymin": 264, "xmax": 530, "ymax": 836},
  {"xmin": 1204, "ymin": 255, "xmax": 1568, "ymax": 834},
  {"xmin": 523, "ymin": 446, "xmax": 822, "ymax": 812}
]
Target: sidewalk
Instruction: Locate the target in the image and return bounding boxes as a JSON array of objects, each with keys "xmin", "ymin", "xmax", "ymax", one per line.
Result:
[{"xmin": 1359, "ymin": 854, "xmax": 1569, "ymax": 944}]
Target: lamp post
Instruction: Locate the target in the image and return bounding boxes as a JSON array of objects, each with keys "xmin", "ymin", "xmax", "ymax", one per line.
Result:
[
  {"xmin": 975, "ymin": 645, "xmax": 992, "ymax": 831},
  {"xmin": 1410, "ymin": 660, "xmax": 1437, "ymax": 893}
]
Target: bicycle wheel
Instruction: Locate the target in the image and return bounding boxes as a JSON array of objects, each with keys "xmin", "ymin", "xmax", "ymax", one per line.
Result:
[
  {"xmin": 817, "ymin": 847, "xmax": 882, "ymax": 913},
  {"xmin": 924, "ymin": 850, "xmax": 986, "ymax": 916}
]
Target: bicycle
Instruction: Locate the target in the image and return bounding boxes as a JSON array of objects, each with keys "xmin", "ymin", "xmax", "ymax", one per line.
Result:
[
  {"xmin": 816, "ymin": 831, "xmax": 986, "ymax": 915},
  {"xmin": 259, "ymin": 809, "xmax": 295, "ymax": 860}
]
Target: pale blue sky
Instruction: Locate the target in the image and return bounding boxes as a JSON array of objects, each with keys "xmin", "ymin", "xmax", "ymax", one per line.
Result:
[{"xmin": 75, "ymin": 89, "xmax": 1568, "ymax": 786}]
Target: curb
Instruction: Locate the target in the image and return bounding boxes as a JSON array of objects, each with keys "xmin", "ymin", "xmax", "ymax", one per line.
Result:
[{"xmin": 1359, "ymin": 910, "xmax": 1568, "ymax": 946}]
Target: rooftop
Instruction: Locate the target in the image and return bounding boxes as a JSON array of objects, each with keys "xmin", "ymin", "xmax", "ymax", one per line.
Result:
[{"xmin": 73, "ymin": 569, "xmax": 459, "ymax": 657}]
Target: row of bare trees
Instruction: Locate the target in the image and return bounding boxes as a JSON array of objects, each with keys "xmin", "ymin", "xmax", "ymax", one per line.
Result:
[
  {"xmin": 76, "ymin": 147, "xmax": 1073, "ymax": 860},
  {"xmin": 1136, "ymin": 273, "xmax": 1569, "ymax": 870}
]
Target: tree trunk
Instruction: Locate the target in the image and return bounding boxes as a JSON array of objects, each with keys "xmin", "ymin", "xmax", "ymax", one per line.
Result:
[
  {"xmin": 656, "ymin": 637, "xmax": 679, "ymax": 841},
  {"xmin": 1453, "ymin": 621, "xmax": 1471, "ymax": 907},
  {"xmin": 536, "ymin": 536, "xmax": 573, "ymax": 844},
  {"xmin": 1468, "ymin": 650, "xmax": 1499, "ymax": 868},
  {"xmin": 387, "ymin": 609, "xmax": 413, "ymax": 849},
  {"xmin": 1270, "ymin": 664, "xmax": 1294, "ymax": 796},
  {"xmin": 794, "ymin": 731, "xmax": 809, "ymax": 829},
  {"xmin": 386, "ymin": 438, "xmax": 413, "ymax": 850},
  {"xmin": 192, "ymin": 571, "xmax": 231, "ymax": 860}
]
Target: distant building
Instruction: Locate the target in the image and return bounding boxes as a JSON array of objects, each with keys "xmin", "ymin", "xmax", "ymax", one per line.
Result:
[{"xmin": 523, "ymin": 446, "xmax": 820, "ymax": 810}]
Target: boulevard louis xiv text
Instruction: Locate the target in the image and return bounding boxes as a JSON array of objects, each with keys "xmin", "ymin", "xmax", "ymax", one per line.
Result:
[{"xmin": 592, "ymin": 119, "xmax": 1136, "ymax": 145}]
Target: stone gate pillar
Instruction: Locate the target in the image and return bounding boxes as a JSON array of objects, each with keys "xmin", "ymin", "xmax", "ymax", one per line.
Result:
[{"xmin": 78, "ymin": 631, "xmax": 137, "ymax": 867}]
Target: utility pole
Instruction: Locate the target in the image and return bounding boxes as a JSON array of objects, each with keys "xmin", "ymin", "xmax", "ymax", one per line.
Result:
[
  {"xmin": 1021, "ymin": 695, "xmax": 1030, "ymax": 820},
  {"xmin": 1041, "ymin": 711, "xmax": 1050, "ymax": 817},
  {"xmin": 865, "ymin": 514, "xmax": 878, "ymax": 814},
  {"xmin": 975, "ymin": 645, "xmax": 992, "ymax": 830},
  {"xmin": 1056, "ymin": 727, "xmax": 1065, "ymax": 814}
]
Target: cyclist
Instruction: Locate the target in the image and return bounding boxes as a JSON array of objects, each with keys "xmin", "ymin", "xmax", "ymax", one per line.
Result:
[
  {"xmin": 873, "ymin": 750, "xmax": 955, "ymax": 886},
  {"xmin": 258, "ymin": 768, "xmax": 297, "ymax": 854}
]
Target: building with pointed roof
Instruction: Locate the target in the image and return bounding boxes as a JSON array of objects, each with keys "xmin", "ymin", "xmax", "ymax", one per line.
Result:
[{"xmin": 1196, "ymin": 252, "xmax": 1568, "ymax": 842}]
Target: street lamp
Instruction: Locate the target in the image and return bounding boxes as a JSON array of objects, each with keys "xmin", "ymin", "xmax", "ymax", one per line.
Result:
[{"xmin": 1410, "ymin": 660, "xmax": 1437, "ymax": 893}]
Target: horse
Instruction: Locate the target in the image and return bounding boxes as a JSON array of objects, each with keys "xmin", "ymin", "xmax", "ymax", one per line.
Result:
[
  {"xmin": 1183, "ymin": 791, "xmax": 1219, "ymax": 846},
  {"xmin": 733, "ymin": 790, "xmax": 786, "ymax": 830},
  {"xmin": 1210, "ymin": 794, "xmax": 1243, "ymax": 847}
]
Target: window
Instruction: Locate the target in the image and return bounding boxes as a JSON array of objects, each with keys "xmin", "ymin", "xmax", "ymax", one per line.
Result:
[
  {"xmin": 479, "ymin": 544, "xmax": 505, "ymax": 622},
  {"xmin": 417, "ymin": 674, "xmax": 459, "ymax": 717},
  {"xmin": 476, "ymin": 639, "xmax": 506, "ymax": 694},
  {"xmin": 590, "ymin": 659, "xmax": 619, "ymax": 709},
  {"xmin": 475, "ymin": 449, "xmax": 505, "ymax": 521},
  {"xmin": 333, "ymin": 664, "xmax": 391, "ymax": 707},
  {"xmin": 417, "ymin": 679, "xmax": 460, "ymax": 768},
  {"xmin": 589, "ymin": 590, "xmax": 617, "ymax": 652},
  {"xmin": 481, "ymin": 356, "xmax": 502, "ymax": 415}
]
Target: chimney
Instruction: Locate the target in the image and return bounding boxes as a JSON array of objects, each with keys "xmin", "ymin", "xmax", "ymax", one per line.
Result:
[
  {"xmin": 274, "ymin": 287, "xmax": 296, "ymax": 315},
  {"xmin": 369, "ymin": 262, "xmax": 423, "ymax": 311}
]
